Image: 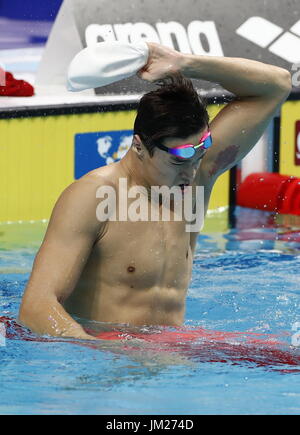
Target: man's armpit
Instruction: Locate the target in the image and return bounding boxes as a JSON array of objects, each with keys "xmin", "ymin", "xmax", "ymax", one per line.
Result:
[{"xmin": 206, "ymin": 144, "xmax": 239, "ymax": 178}]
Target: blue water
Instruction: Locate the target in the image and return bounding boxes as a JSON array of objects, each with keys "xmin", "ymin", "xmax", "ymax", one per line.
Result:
[{"xmin": 0, "ymin": 209, "xmax": 300, "ymax": 415}]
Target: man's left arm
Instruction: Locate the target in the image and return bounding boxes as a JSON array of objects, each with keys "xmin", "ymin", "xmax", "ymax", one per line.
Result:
[{"xmin": 180, "ymin": 54, "xmax": 292, "ymax": 181}]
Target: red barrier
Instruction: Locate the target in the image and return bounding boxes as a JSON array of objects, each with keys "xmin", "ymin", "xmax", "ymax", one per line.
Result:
[{"xmin": 237, "ymin": 172, "xmax": 300, "ymax": 215}]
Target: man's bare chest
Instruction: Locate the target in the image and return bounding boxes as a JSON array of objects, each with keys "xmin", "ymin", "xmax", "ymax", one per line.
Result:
[{"xmin": 89, "ymin": 219, "xmax": 193, "ymax": 290}]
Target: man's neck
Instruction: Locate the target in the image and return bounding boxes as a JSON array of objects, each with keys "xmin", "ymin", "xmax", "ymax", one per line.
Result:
[
  {"xmin": 119, "ymin": 149, "xmax": 151, "ymax": 190},
  {"xmin": 118, "ymin": 150, "xmax": 176, "ymax": 209}
]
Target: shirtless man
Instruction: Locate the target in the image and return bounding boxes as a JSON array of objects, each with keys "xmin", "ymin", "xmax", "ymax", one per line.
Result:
[{"xmin": 19, "ymin": 43, "xmax": 291, "ymax": 340}]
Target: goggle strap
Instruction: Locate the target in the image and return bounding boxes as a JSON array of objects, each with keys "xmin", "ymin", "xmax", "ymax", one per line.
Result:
[{"xmin": 193, "ymin": 142, "xmax": 203, "ymax": 149}]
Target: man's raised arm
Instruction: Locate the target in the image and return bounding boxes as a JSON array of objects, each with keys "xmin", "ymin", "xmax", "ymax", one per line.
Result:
[
  {"xmin": 181, "ymin": 53, "xmax": 292, "ymax": 179},
  {"xmin": 138, "ymin": 43, "xmax": 292, "ymax": 180},
  {"xmin": 18, "ymin": 178, "xmax": 104, "ymax": 340}
]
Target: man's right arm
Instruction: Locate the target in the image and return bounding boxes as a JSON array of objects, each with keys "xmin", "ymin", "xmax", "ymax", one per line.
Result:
[{"xmin": 18, "ymin": 178, "xmax": 104, "ymax": 340}]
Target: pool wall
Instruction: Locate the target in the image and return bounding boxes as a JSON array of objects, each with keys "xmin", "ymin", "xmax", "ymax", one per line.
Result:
[{"xmin": 0, "ymin": 102, "xmax": 230, "ymax": 223}]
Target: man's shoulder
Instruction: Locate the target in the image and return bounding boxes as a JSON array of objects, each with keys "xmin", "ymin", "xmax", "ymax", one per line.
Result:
[
  {"xmin": 67, "ymin": 163, "xmax": 118, "ymax": 193},
  {"xmin": 53, "ymin": 165, "xmax": 119, "ymax": 224},
  {"xmin": 51, "ymin": 171, "xmax": 113, "ymax": 234},
  {"xmin": 78, "ymin": 163, "xmax": 119, "ymax": 189}
]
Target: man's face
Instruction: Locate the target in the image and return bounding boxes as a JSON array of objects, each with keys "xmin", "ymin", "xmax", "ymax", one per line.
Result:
[{"xmin": 137, "ymin": 128, "xmax": 209, "ymax": 189}]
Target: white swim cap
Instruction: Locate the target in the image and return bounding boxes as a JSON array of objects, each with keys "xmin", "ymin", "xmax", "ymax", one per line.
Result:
[{"xmin": 67, "ymin": 41, "xmax": 149, "ymax": 91}]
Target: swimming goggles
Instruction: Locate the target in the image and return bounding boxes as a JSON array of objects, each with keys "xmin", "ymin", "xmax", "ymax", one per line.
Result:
[{"xmin": 156, "ymin": 130, "xmax": 212, "ymax": 159}]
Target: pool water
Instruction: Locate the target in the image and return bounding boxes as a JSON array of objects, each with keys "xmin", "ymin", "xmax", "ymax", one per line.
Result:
[{"xmin": 0, "ymin": 208, "xmax": 299, "ymax": 415}]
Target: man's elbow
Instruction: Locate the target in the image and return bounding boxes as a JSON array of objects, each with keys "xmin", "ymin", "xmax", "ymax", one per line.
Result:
[{"xmin": 274, "ymin": 68, "xmax": 292, "ymax": 97}]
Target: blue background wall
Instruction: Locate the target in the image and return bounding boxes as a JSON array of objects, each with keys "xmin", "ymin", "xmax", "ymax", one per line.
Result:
[{"xmin": 0, "ymin": 0, "xmax": 62, "ymax": 20}]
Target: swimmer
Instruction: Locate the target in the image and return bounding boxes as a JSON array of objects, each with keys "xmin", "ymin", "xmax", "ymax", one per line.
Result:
[{"xmin": 19, "ymin": 42, "xmax": 291, "ymax": 340}]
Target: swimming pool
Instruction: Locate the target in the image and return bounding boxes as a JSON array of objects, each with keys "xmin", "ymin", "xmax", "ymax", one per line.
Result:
[{"xmin": 0, "ymin": 207, "xmax": 299, "ymax": 415}]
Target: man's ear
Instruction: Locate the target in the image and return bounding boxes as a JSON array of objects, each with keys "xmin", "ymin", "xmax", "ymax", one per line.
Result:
[{"xmin": 132, "ymin": 134, "xmax": 145, "ymax": 159}]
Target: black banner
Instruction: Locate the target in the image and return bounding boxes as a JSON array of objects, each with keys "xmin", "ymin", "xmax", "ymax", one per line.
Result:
[{"xmin": 70, "ymin": 0, "xmax": 300, "ymax": 95}]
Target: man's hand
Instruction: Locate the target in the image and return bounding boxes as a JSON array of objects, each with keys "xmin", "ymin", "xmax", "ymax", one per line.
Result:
[{"xmin": 137, "ymin": 42, "xmax": 185, "ymax": 82}]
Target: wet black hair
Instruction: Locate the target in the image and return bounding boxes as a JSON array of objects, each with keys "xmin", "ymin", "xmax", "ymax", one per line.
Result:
[{"xmin": 134, "ymin": 72, "xmax": 209, "ymax": 156}]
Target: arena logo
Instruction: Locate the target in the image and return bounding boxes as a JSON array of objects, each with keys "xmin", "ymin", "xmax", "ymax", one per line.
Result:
[
  {"xmin": 236, "ymin": 17, "xmax": 300, "ymax": 64},
  {"xmin": 85, "ymin": 18, "xmax": 300, "ymax": 64},
  {"xmin": 85, "ymin": 21, "xmax": 224, "ymax": 56}
]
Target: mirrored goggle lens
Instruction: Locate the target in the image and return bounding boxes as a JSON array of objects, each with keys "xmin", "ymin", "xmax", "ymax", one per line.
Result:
[
  {"xmin": 202, "ymin": 134, "xmax": 212, "ymax": 149},
  {"xmin": 171, "ymin": 147, "xmax": 195, "ymax": 158}
]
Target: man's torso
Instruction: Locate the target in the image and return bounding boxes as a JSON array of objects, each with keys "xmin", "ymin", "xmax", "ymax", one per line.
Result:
[{"xmin": 63, "ymin": 163, "xmax": 210, "ymax": 326}]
